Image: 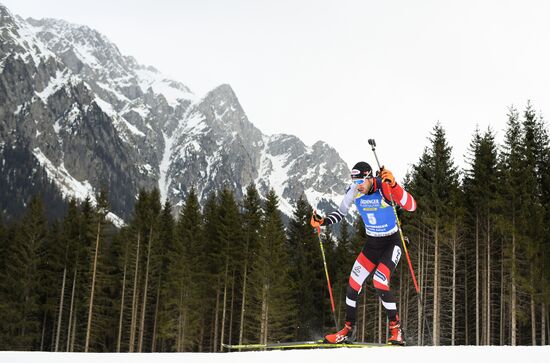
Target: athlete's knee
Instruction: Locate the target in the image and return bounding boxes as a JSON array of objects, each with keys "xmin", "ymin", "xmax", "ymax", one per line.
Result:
[
  {"xmin": 372, "ymin": 264, "xmax": 391, "ymax": 292},
  {"xmin": 346, "ymin": 284, "xmax": 359, "ymax": 300},
  {"xmin": 374, "ymin": 287, "xmax": 391, "ymax": 300}
]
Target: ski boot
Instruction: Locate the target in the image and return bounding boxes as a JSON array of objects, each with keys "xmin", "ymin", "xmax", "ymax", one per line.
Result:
[
  {"xmin": 388, "ymin": 316, "xmax": 406, "ymax": 346},
  {"xmin": 324, "ymin": 321, "xmax": 356, "ymax": 344}
]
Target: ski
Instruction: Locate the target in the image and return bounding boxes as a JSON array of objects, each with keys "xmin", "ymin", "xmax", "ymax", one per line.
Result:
[{"xmin": 222, "ymin": 340, "xmax": 398, "ymax": 350}]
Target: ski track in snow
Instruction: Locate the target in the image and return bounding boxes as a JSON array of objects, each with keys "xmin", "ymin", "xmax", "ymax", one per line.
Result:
[{"xmin": 1, "ymin": 346, "xmax": 548, "ymax": 363}]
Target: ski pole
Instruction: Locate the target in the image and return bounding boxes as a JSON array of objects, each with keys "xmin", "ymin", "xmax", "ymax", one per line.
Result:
[
  {"xmin": 314, "ymin": 214, "xmax": 339, "ymax": 331},
  {"xmin": 367, "ymin": 139, "xmax": 419, "ymax": 292}
]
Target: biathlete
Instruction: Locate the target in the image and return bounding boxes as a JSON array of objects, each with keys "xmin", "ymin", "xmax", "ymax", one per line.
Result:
[{"xmin": 311, "ymin": 161, "xmax": 416, "ymax": 345}]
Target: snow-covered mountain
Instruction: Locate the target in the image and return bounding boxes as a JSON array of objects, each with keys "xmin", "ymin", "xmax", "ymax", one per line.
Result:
[{"xmin": 0, "ymin": 3, "xmax": 350, "ymax": 223}]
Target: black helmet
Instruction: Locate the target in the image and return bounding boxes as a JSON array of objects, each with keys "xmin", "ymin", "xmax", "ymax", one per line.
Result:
[{"xmin": 351, "ymin": 161, "xmax": 373, "ymax": 179}]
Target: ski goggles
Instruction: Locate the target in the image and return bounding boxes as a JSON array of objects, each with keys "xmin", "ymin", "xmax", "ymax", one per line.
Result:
[{"xmin": 352, "ymin": 176, "xmax": 372, "ymax": 185}]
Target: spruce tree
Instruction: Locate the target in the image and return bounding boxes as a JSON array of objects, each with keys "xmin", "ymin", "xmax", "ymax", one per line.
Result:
[
  {"xmin": 0, "ymin": 197, "xmax": 48, "ymax": 349},
  {"xmin": 84, "ymin": 188, "xmax": 111, "ymax": 352},
  {"xmin": 239, "ymin": 184, "xmax": 263, "ymax": 345},
  {"xmin": 498, "ymin": 106, "xmax": 525, "ymax": 345},
  {"xmin": 0, "ymin": 213, "xmax": 6, "ymax": 276},
  {"xmin": 40, "ymin": 220, "xmax": 66, "ymax": 351},
  {"xmin": 64, "ymin": 197, "xmax": 97, "ymax": 351},
  {"xmin": 153, "ymin": 200, "xmax": 175, "ymax": 351},
  {"xmin": 137, "ymin": 189, "xmax": 162, "ymax": 352},
  {"xmin": 534, "ymin": 115, "xmax": 550, "ymax": 341},
  {"xmin": 408, "ymin": 123, "xmax": 459, "ymax": 345},
  {"xmin": 287, "ymin": 196, "xmax": 325, "ymax": 340},
  {"xmin": 164, "ymin": 188, "xmax": 203, "ymax": 351},
  {"xmin": 249, "ymin": 189, "xmax": 295, "ymax": 344},
  {"xmin": 201, "ymin": 191, "xmax": 222, "ymax": 351},
  {"xmin": 158, "ymin": 201, "xmax": 175, "ymax": 268},
  {"xmin": 519, "ymin": 103, "xmax": 548, "ymax": 345},
  {"xmin": 463, "ymin": 127, "xmax": 498, "ymax": 345},
  {"xmin": 112, "ymin": 226, "xmax": 133, "ymax": 352},
  {"xmin": 216, "ymin": 187, "xmax": 244, "ymax": 351},
  {"xmin": 60, "ymin": 199, "xmax": 85, "ymax": 352},
  {"xmin": 122, "ymin": 190, "xmax": 150, "ymax": 352}
]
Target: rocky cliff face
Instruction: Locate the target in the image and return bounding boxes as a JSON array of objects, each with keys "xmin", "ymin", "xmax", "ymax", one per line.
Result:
[{"xmin": 0, "ymin": 4, "xmax": 350, "ymax": 223}]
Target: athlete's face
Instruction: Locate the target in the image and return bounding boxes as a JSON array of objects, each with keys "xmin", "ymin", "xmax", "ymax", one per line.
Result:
[{"xmin": 353, "ymin": 177, "xmax": 373, "ymax": 193}]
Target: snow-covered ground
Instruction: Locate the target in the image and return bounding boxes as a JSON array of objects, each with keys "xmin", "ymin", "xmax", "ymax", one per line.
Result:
[{"xmin": 2, "ymin": 346, "xmax": 549, "ymax": 363}]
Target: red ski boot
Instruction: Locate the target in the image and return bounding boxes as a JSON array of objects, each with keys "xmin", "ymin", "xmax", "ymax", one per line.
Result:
[
  {"xmin": 324, "ymin": 321, "xmax": 355, "ymax": 344},
  {"xmin": 388, "ymin": 317, "xmax": 405, "ymax": 346}
]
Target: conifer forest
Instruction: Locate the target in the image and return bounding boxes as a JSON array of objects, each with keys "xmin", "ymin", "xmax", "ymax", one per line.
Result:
[{"xmin": 0, "ymin": 104, "xmax": 549, "ymax": 351}]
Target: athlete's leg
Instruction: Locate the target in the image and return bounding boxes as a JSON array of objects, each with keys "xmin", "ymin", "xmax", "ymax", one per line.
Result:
[
  {"xmin": 372, "ymin": 237, "xmax": 402, "ymax": 320},
  {"xmin": 345, "ymin": 244, "xmax": 378, "ymax": 324}
]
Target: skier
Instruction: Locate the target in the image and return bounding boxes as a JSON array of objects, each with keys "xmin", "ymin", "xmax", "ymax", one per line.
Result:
[{"xmin": 310, "ymin": 161, "xmax": 416, "ymax": 345}]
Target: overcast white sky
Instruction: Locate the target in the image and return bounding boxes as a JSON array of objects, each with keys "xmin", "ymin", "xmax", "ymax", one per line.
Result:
[{"xmin": 3, "ymin": 0, "xmax": 550, "ymax": 180}]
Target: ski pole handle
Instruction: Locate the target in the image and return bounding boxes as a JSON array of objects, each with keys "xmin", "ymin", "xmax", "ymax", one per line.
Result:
[{"xmin": 368, "ymin": 138, "xmax": 382, "ymax": 171}]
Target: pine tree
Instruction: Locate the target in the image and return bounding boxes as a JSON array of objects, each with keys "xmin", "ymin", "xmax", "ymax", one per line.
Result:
[
  {"xmin": 84, "ymin": 188, "xmax": 110, "ymax": 352},
  {"xmin": 0, "ymin": 197, "xmax": 48, "ymax": 349},
  {"xmin": 216, "ymin": 187, "xmax": 244, "ymax": 351},
  {"xmin": 112, "ymin": 226, "xmax": 133, "ymax": 352},
  {"xmin": 137, "ymin": 189, "xmax": 162, "ymax": 352},
  {"xmin": 498, "ymin": 106, "xmax": 525, "ymax": 345},
  {"xmin": 152, "ymin": 200, "xmax": 175, "ymax": 351},
  {"xmin": 287, "ymin": 196, "xmax": 324, "ymax": 340},
  {"xmin": 123, "ymin": 190, "xmax": 150, "ymax": 352},
  {"xmin": 249, "ymin": 189, "xmax": 295, "ymax": 344},
  {"xmin": 535, "ymin": 115, "xmax": 550, "ymax": 345},
  {"xmin": 239, "ymin": 184, "xmax": 263, "ymax": 345},
  {"xmin": 408, "ymin": 123, "xmax": 459, "ymax": 345},
  {"xmin": 496, "ymin": 104, "xmax": 550, "ymax": 345},
  {"xmin": 0, "ymin": 213, "xmax": 6, "ymax": 276},
  {"xmin": 463, "ymin": 127, "xmax": 498, "ymax": 345},
  {"xmin": 0, "ymin": 214, "xmax": 7, "ymax": 346},
  {"xmin": 40, "ymin": 220, "xmax": 66, "ymax": 351},
  {"xmin": 520, "ymin": 103, "xmax": 547, "ymax": 345},
  {"xmin": 163, "ymin": 188, "xmax": 203, "ymax": 351},
  {"xmin": 64, "ymin": 197, "xmax": 98, "ymax": 351},
  {"xmin": 61, "ymin": 199, "xmax": 85, "ymax": 352},
  {"xmin": 201, "ymin": 191, "xmax": 222, "ymax": 351}
]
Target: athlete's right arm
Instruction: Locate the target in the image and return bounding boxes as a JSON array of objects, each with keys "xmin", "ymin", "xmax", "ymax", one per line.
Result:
[{"xmin": 322, "ymin": 183, "xmax": 357, "ymax": 225}]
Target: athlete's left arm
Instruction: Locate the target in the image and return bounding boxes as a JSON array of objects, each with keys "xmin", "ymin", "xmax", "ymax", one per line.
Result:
[{"xmin": 380, "ymin": 180, "xmax": 417, "ymax": 212}]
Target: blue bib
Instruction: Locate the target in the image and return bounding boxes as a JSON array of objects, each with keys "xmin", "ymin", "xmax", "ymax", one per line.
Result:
[{"xmin": 355, "ymin": 190, "xmax": 398, "ymax": 236}]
